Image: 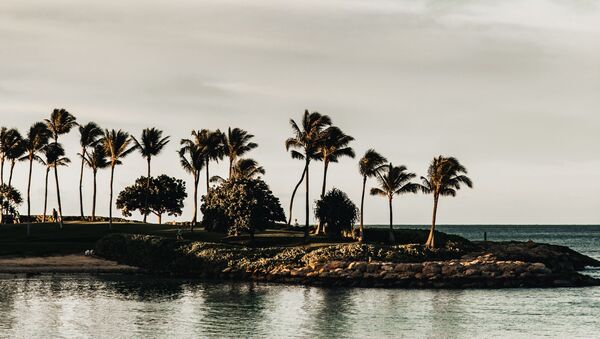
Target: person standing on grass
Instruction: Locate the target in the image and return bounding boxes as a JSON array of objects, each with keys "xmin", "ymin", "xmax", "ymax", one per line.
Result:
[{"xmin": 52, "ymin": 208, "xmax": 59, "ymax": 224}]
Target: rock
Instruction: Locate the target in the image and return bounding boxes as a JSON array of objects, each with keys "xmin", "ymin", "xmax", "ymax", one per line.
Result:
[{"xmin": 366, "ymin": 263, "xmax": 379, "ymax": 273}]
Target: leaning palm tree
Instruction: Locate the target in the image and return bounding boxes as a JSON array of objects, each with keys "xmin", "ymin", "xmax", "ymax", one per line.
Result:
[
  {"xmin": 45, "ymin": 108, "xmax": 78, "ymax": 226},
  {"xmin": 20, "ymin": 122, "xmax": 50, "ymax": 218},
  {"xmin": 178, "ymin": 144, "xmax": 204, "ymax": 229},
  {"xmin": 358, "ymin": 149, "xmax": 387, "ymax": 240},
  {"xmin": 0, "ymin": 128, "xmax": 22, "ymax": 185},
  {"xmin": 285, "ymin": 110, "xmax": 332, "ymax": 238},
  {"xmin": 83, "ymin": 145, "xmax": 110, "ymax": 221},
  {"xmin": 78, "ymin": 122, "xmax": 103, "ymax": 219},
  {"xmin": 38, "ymin": 143, "xmax": 70, "ymax": 222},
  {"xmin": 370, "ymin": 163, "xmax": 419, "ymax": 242},
  {"xmin": 131, "ymin": 128, "xmax": 170, "ymax": 223},
  {"xmin": 100, "ymin": 129, "xmax": 135, "ymax": 229},
  {"xmin": 5, "ymin": 131, "xmax": 25, "ymax": 187},
  {"xmin": 316, "ymin": 127, "xmax": 355, "ymax": 197},
  {"xmin": 420, "ymin": 156, "xmax": 473, "ymax": 248},
  {"xmin": 224, "ymin": 127, "xmax": 258, "ymax": 178}
]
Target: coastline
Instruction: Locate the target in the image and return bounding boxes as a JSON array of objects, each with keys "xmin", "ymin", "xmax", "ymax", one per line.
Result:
[{"xmin": 0, "ymin": 255, "xmax": 141, "ymax": 274}]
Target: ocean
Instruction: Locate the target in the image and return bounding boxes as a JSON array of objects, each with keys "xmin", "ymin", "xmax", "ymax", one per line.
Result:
[{"xmin": 1, "ymin": 225, "xmax": 599, "ymax": 338}]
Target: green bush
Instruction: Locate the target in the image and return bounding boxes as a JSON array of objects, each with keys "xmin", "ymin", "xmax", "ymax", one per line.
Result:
[
  {"xmin": 315, "ymin": 188, "xmax": 358, "ymax": 238},
  {"xmin": 201, "ymin": 178, "xmax": 286, "ymax": 236}
]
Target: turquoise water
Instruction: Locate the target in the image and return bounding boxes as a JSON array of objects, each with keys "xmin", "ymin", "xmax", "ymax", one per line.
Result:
[{"xmin": 1, "ymin": 225, "xmax": 599, "ymax": 338}]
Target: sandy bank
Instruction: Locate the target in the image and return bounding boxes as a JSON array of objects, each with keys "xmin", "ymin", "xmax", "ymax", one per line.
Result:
[{"xmin": 0, "ymin": 255, "xmax": 141, "ymax": 274}]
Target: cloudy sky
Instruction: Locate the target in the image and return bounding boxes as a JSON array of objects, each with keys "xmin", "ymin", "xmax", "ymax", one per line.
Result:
[{"xmin": 1, "ymin": 0, "xmax": 599, "ymax": 224}]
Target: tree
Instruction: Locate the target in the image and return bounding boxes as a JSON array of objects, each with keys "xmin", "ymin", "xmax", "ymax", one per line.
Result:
[
  {"xmin": 231, "ymin": 158, "xmax": 265, "ymax": 179},
  {"xmin": 178, "ymin": 144, "xmax": 204, "ymax": 229},
  {"xmin": 38, "ymin": 143, "xmax": 70, "ymax": 222},
  {"xmin": 45, "ymin": 108, "xmax": 78, "ymax": 228},
  {"xmin": 100, "ymin": 129, "xmax": 135, "ymax": 229},
  {"xmin": 315, "ymin": 188, "xmax": 358, "ymax": 239},
  {"xmin": 201, "ymin": 178, "xmax": 285, "ymax": 238},
  {"xmin": 285, "ymin": 110, "xmax": 332, "ymax": 239},
  {"xmin": 131, "ymin": 127, "xmax": 170, "ymax": 223},
  {"xmin": 78, "ymin": 122, "xmax": 103, "ymax": 219},
  {"xmin": 0, "ymin": 128, "xmax": 22, "ymax": 186},
  {"xmin": 420, "ymin": 156, "xmax": 473, "ymax": 248},
  {"xmin": 20, "ymin": 122, "xmax": 50, "ymax": 218},
  {"xmin": 182, "ymin": 129, "xmax": 225, "ymax": 194},
  {"xmin": 314, "ymin": 126, "xmax": 355, "ymax": 234},
  {"xmin": 84, "ymin": 145, "xmax": 110, "ymax": 221},
  {"xmin": 0, "ymin": 184, "xmax": 23, "ymax": 224},
  {"xmin": 5, "ymin": 130, "xmax": 25, "ymax": 187},
  {"xmin": 116, "ymin": 175, "xmax": 187, "ymax": 224},
  {"xmin": 224, "ymin": 127, "xmax": 258, "ymax": 178},
  {"xmin": 370, "ymin": 163, "xmax": 419, "ymax": 242},
  {"xmin": 358, "ymin": 149, "xmax": 387, "ymax": 240}
]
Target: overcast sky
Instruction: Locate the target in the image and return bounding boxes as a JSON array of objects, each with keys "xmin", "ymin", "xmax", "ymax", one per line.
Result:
[{"xmin": 1, "ymin": 0, "xmax": 599, "ymax": 224}]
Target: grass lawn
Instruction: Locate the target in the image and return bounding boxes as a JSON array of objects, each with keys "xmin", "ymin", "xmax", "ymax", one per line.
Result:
[{"xmin": 0, "ymin": 221, "xmax": 351, "ymax": 256}]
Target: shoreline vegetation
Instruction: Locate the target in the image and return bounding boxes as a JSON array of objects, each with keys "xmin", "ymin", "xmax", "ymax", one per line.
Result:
[{"xmin": 1, "ymin": 109, "xmax": 598, "ymax": 289}]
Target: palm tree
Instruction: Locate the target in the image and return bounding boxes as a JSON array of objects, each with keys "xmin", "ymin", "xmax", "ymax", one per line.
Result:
[
  {"xmin": 285, "ymin": 110, "xmax": 332, "ymax": 238},
  {"xmin": 183, "ymin": 129, "xmax": 225, "ymax": 193},
  {"xmin": 5, "ymin": 131, "xmax": 25, "ymax": 187},
  {"xmin": 100, "ymin": 129, "xmax": 135, "ymax": 229},
  {"xmin": 45, "ymin": 108, "xmax": 78, "ymax": 226},
  {"xmin": 232, "ymin": 158, "xmax": 265, "ymax": 179},
  {"xmin": 20, "ymin": 122, "xmax": 50, "ymax": 218},
  {"xmin": 39, "ymin": 143, "xmax": 70, "ymax": 222},
  {"xmin": 317, "ymin": 127, "xmax": 355, "ymax": 197},
  {"xmin": 224, "ymin": 127, "xmax": 258, "ymax": 178},
  {"xmin": 83, "ymin": 145, "xmax": 110, "ymax": 221},
  {"xmin": 178, "ymin": 144, "xmax": 204, "ymax": 229},
  {"xmin": 131, "ymin": 128, "xmax": 170, "ymax": 223},
  {"xmin": 370, "ymin": 163, "xmax": 419, "ymax": 242},
  {"xmin": 0, "ymin": 128, "xmax": 22, "ymax": 186},
  {"xmin": 358, "ymin": 149, "xmax": 387, "ymax": 240},
  {"xmin": 420, "ymin": 156, "xmax": 473, "ymax": 248},
  {"xmin": 78, "ymin": 122, "xmax": 103, "ymax": 219}
]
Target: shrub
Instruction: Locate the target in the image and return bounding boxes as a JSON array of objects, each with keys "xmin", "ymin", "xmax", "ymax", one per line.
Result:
[
  {"xmin": 315, "ymin": 188, "xmax": 358, "ymax": 238},
  {"xmin": 201, "ymin": 178, "xmax": 286, "ymax": 236},
  {"xmin": 0, "ymin": 184, "xmax": 22, "ymax": 223}
]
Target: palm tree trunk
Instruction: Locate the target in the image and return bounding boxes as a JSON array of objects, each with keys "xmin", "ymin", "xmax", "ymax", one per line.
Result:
[
  {"xmin": 8, "ymin": 160, "xmax": 15, "ymax": 187},
  {"xmin": 314, "ymin": 160, "xmax": 330, "ymax": 235},
  {"xmin": 425, "ymin": 195, "xmax": 439, "ymax": 248},
  {"xmin": 229, "ymin": 157, "xmax": 233, "ymax": 179},
  {"xmin": 143, "ymin": 157, "xmax": 151, "ymax": 223},
  {"xmin": 79, "ymin": 148, "xmax": 86, "ymax": 219},
  {"xmin": 92, "ymin": 170, "xmax": 97, "ymax": 221},
  {"xmin": 191, "ymin": 171, "xmax": 199, "ymax": 231},
  {"xmin": 109, "ymin": 164, "xmax": 115, "ymax": 230},
  {"xmin": 304, "ymin": 159, "xmax": 310, "ymax": 240},
  {"xmin": 27, "ymin": 157, "xmax": 33, "ymax": 218},
  {"xmin": 1, "ymin": 156, "xmax": 5, "ymax": 185},
  {"xmin": 43, "ymin": 168, "xmax": 49, "ymax": 222},
  {"xmin": 388, "ymin": 196, "xmax": 395, "ymax": 243},
  {"xmin": 54, "ymin": 163, "xmax": 64, "ymax": 229},
  {"xmin": 359, "ymin": 176, "xmax": 366, "ymax": 241},
  {"xmin": 205, "ymin": 158, "xmax": 210, "ymax": 194},
  {"xmin": 287, "ymin": 165, "xmax": 307, "ymax": 225}
]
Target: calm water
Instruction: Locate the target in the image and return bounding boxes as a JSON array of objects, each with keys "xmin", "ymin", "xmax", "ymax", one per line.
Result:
[{"xmin": 0, "ymin": 225, "xmax": 599, "ymax": 339}]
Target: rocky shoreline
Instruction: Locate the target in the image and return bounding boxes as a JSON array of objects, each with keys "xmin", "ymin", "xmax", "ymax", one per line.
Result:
[{"xmin": 95, "ymin": 233, "xmax": 600, "ymax": 288}]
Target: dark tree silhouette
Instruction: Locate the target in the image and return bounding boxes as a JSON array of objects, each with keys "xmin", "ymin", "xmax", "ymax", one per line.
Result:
[
  {"xmin": 20, "ymin": 122, "xmax": 50, "ymax": 218},
  {"xmin": 38, "ymin": 143, "xmax": 70, "ymax": 222},
  {"xmin": 358, "ymin": 149, "xmax": 387, "ymax": 240},
  {"xmin": 224, "ymin": 127, "xmax": 258, "ymax": 178},
  {"xmin": 78, "ymin": 122, "xmax": 103, "ymax": 219},
  {"xmin": 83, "ymin": 145, "xmax": 110, "ymax": 221}
]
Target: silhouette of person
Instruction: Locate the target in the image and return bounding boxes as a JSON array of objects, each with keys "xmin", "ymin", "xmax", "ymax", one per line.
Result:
[
  {"xmin": 294, "ymin": 219, "xmax": 299, "ymax": 227},
  {"xmin": 52, "ymin": 208, "xmax": 59, "ymax": 223}
]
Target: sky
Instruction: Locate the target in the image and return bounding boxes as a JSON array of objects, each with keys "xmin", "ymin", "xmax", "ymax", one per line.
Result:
[{"xmin": 0, "ymin": 0, "xmax": 599, "ymax": 224}]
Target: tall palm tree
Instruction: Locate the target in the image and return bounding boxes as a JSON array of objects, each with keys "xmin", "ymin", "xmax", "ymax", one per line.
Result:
[
  {"xmin": 20, "ymin": 122, "xmax": 50, "ymax": 218},
  {"xmin": 285, "ymin": 110, "xmax": 332, "ymax": 238},
  {"xmin": 317, "ymin": 127, "xmax": 355, "ymax": 197},
  {"xmin": 224, "ymin": 127, "xmax": 258, "ymax": 178},
  {"xmin": 131, "ymin": 128, "xmax": 170, "ymax": 223},
  {"xmin": 183, "ymin": 129, "xmax": 225, "ymax": 193},
  {"xmin": 178, "ymin": 143, "xmax": 204, "ymax": 229},
  {"xmin": 420, "ymin": 156, "xmax": 473, "ymax": 248},
  {"xmin": 370, "ymin": 163, "xmax": 419, "ymax": 242},
  {"xmin": 38, "ymin": 143, "xmax": 70, "ymax": 222},
  {"xmin": 358, "ymin": 149, "xmax": 387, "ymax": 240},
  {"xmin": 100, "ymin": 129, "xmax": 135, "ymax": 229},
  {"xmin": 45, "ymin": 108, "xmax": 78, "ymax": 226},
  {"xmin": 83, "ymin": 145, "xmax": 110, "ymax": 221},
  {"xmin": 0, "ymin": 128, "xmax": 22, "ymax": 186},
  {"xmin": 78, "ymin": 122, "xmax": 103, "ymax": 219},
  {"xmin": 5, "ymin": 131, "xmax": 25, "ymax": 187}
]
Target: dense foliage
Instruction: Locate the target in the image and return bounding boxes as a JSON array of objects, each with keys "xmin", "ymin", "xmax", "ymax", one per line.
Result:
[
  {"xmin": 315, "ymin": 188, "xmax": 358, "ymax": 238},
  {"xmin": 201, "ymin": 178, "xmax": 286, "ymax": 236},
  {"xmin": 116, "ymin": 175, "xmax": 187, "ymax": 224},
  {"xmin": 0, "ymin": 184, "xmax": 23, "ymax": 223}
]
